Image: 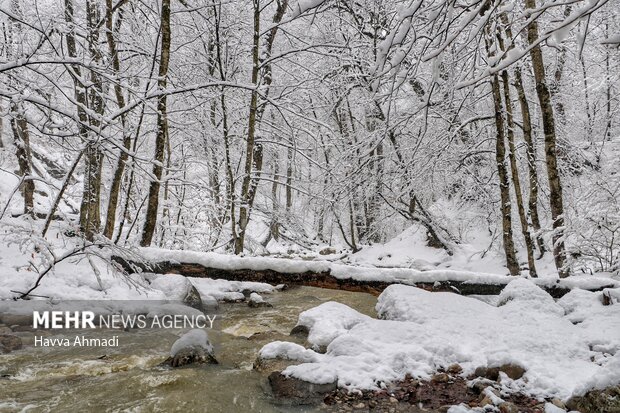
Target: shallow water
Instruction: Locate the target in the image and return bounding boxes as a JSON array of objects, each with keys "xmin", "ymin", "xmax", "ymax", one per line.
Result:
[{"xmin": 0, "ymin": 286, "xmax": 377, "ymax": 413}]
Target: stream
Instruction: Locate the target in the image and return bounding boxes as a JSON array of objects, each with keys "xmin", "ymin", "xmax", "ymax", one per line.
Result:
[{"xmin": 0, "ymin": 286, "xmax": 377, "ymax": 412}]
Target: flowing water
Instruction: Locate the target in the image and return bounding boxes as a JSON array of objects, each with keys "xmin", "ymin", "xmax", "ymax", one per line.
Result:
[{"xmin": 0, "ymin": 287, "xmax": 377, "ymax": 413}]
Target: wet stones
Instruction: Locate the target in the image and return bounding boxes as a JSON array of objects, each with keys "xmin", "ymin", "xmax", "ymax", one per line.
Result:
[
  {"xmin": 498, "ymin": 401, "xmax": 519, "ymax": 413},
  {"xmin": 431, "ymin": 373, "xmax": 450, "ymax": 383},
  {"xmin": 446, "ymin": 364, "xmax": 463, "ymax": 375},
  {"xmin": 499, "ymin": 363, "xmax": 526, "ymax": 380},
  {"xmin": 290, "ymin": 324, "xmax": 309, "ymax": 338},
  {"xmin": 253, "ymin": 356, "xmax": 298, "ymax": 373},
  {"xmin": 566, "ymin": 385, "xmax": 620, "ymax": 413},
  {"xmin": 163, "ymin": 346, "xmax": 218, "ymax": 367},
  {"xmin": 268, "ymin": 371, "xmax": 337, "ymax": 405},
  {"xmin": 0, "ymin": 334, "xmax": 22, "ymax": 353},
  {"xmin": 474, "ymin": 363, "xmax": 526, "ymax": 381}
]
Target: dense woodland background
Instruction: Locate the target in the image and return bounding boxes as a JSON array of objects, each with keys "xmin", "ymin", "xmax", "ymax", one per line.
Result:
[{"xmin": 0, "ymin": 0, "xmax": 618, "ymax": 277}]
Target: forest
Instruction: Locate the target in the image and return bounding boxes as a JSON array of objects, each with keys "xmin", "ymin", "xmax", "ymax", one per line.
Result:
[
  {"xmin": 0, "ymin": 0, "xmax": 619, "ymax": 411},
  {"xmin": 0, "ymin": 0, "xmax": 617, "ymax": 276}
]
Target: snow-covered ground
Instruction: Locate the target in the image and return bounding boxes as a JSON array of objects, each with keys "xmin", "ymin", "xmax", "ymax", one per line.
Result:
[{"xmin": 260, "ymin": 280, "xmax": 620, "ymax": 401}]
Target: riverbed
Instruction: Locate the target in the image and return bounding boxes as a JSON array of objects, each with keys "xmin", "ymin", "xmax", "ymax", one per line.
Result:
[{"xmin": 0, "ymin": 286, "xmax": 377, "ymax": 412}]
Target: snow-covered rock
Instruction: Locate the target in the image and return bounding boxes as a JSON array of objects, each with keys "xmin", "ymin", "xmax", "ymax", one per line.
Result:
[
  {"xmin": 294, "ymin": 302, "xmax": 372, "ymax": 350},
  {"xmin": 165, "ymin": 329, "xmax": 217, "ymax": 367},
  {"xmin": 248, "ymin": 292, "xmax": 272, "ymax": 308},
  {"xmin": 263, "ymin": 284, "xmax": 619, "ymax": 400}
]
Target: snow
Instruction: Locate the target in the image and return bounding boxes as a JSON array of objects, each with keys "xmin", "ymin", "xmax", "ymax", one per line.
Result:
[
  {"xmin": 262, "ymin": 282, "xmax": 620, "ymax": 400},
  {"xmin": 544, "ymin": 403, "xmax": 566, "ymax": 413},
  {"xmin": 294, "ymin": 301, "xmax": 372, "ymax": 350},
  {"xmin": 259, "ymin": 341, "xmax": 322, "ymax": 363},
  {"xmin": 497, "ymin": 277, "xmax": 565, "ymax": 316},
  {"xmin": 170, "ymin": 328, "xmax": 213, "ymax": 357},
  {"xmin": 144, "ymin": 273, "xmax": 194, "ymax": 301},
  {"xmin": 188, "ymin": 277, "xmax": 274, "ymax": 303},
  {"xmin": 140, "ymin": 247, "xmax": 620, "ymax": 292},
  {"xmin": 558, "ymin": 289, "xmax": 620, "ymax": 355},
  {"xmin": 248, "ymin": 292, "xmax": 264, "ymax": 303}
]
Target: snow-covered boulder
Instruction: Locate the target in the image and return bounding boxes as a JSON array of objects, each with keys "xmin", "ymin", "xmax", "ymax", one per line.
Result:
[
  {"xmin": 558, "ymin": 288, "xmax": 620, "ymax": 354},
  {"xmin": 163, "ymin": 329, "xmax": 217, "ymax": 367},
  {"xmin": 293, "ymin": 302, "xmax": 371, "ymax": 350}
]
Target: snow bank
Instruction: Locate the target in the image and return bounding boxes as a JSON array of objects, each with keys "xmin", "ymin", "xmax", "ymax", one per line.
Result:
[
  {"xmin": 263, "ymin": 283, "xmax": 620, "ymax": 400},
  {"xmin": 497, "ymin": 278, "xmax": 564, "ymax": 316},
  {"xmin": 558, "ymin": 288, "xmax": 620, "ymax": 355}
]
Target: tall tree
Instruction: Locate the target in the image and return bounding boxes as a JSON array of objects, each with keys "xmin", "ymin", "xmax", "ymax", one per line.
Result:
[
  {"xmin": 141, "ymin": 0, "xmax": 172, "ymax": 247},
  {"xmin": 525, "ymin": 0, "xmax": 568, "ymax": 277}
]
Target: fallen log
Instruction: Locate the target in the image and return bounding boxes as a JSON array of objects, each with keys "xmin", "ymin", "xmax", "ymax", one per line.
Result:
[{"xmin": 111, "ymin": 256, "xmax": 617, "ymax": 298}]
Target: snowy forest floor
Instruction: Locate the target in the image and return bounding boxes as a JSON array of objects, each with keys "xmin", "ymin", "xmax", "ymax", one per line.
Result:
[{"xmin": 1, "ymin": 218, "xmax": 620, "ymax": 412}]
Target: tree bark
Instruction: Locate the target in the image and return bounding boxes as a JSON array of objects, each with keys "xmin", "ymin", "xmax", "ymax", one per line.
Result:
[
  {"xmin": 103, "ymin": 0, "xmax": 130, "ymax": 240},
  {"xmin": 514, "ymin": 64, "xmax": 546, "ymax": 257},
  {"xmin": 491, "ymin": 72, "xmax": 520, "ymax": 276},
  {"xmin": 496, "ymin": 22, "xmax": 537, "ymax": 277},
  {"xmin": 9, "ymin": 102, "xmax": 34, "ymax": 216},
  {"xmin": 525, "ymin": 0, "xmax": 568, "ymax": 277},
  {"xmin": 141, "ymin": 0, "xmax": 172, "ymax": 247},
  {"xmin": 65, "ymin": 0, "xmax": 104, "ymax": 241},
  {"xmin": 234, "ymin": 0, "xmax": 261, "ymax": 254},
  {"xmin": 501, "ymin": 71, "xmax": 538, "ymax": 277}
]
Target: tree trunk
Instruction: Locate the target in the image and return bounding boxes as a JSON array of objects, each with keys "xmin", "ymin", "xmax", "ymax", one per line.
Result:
[
  {"xmin": 490, "ymin": 64, "xmax": 520, "ymax": 275},
  {"xmin": 525, "ymin": 0, "xmax": 568, "ymax": 277},
  {"xmin": 501, "ymin": 71, "xmax": 538, "ymax": 277},
  {"xmin": 141, "ymin": 0, "xmax": 172, "ymax": 247},
  {"xmin": 114, "ymin": 256, "xmax": 617, "ymax": 299},
  {"xmin": 65, "ymin": 0, "xmax": 105, "ymax": 241},
  {"xmin": 514, "ymin": 64, "xmax": 546, "ymax": 257},
  {"xmin": 234, "ymin": 0, "xmax": 261, "ymax": 254},
  {"xmin": 496, "ymin": 21, "xmax": 537, "ymax": 276},
  {"xmin": 103, "ymin": 0, "xmax": 130, "ymax": 240},
  {"xmin": 9, "ymin": 102, "xmax": 34, "ymax": 216}
]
